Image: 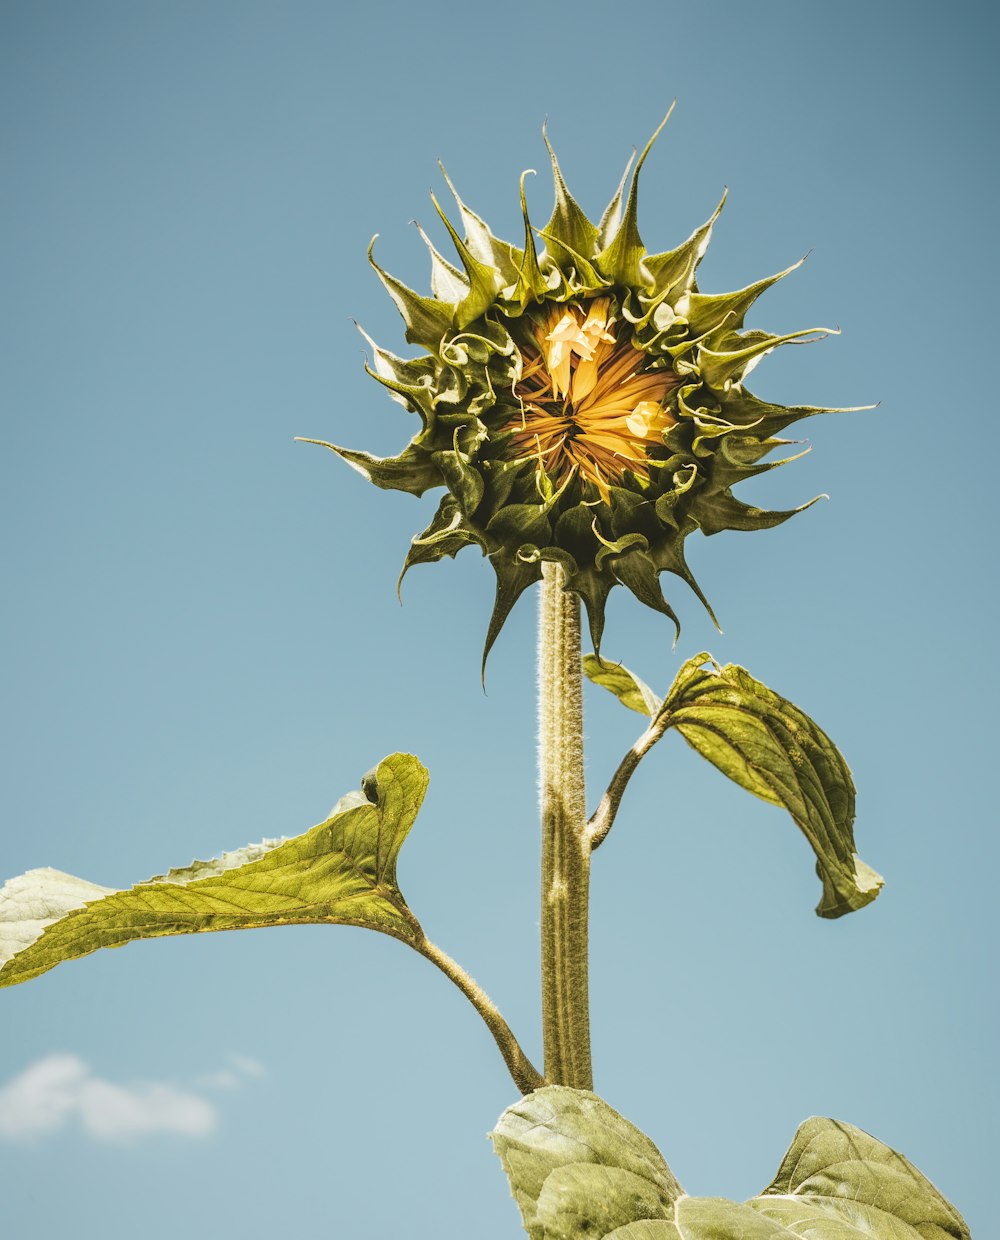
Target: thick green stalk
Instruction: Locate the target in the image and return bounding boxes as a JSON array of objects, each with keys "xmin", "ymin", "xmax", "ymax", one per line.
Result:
[{"xmin": 539, "ymin": 562, "xmax": 593, "ymax": 1089}]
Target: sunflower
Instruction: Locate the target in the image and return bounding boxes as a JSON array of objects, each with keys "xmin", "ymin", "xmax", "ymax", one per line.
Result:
[{"xmin": 303, "ymin": 110, "xmax": 845, "ymax": 665}]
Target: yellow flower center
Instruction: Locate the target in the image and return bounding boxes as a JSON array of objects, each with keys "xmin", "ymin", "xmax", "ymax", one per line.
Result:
[{"xmin": 506, "ymin": 298, "xmax": 678, "ymax": 501}]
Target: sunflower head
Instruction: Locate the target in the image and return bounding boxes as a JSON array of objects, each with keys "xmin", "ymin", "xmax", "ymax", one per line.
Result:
[{"xmin": 306, "ymin": 110, "xmax": 847, "ymax": 666}]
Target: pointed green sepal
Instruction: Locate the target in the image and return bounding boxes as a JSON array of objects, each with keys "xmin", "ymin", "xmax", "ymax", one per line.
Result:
[
  {"xmin": 596, "ymin": 149, "xmax": 636, "ymax": 250},
  {"xmin": 541, "ymin": 124, "xmax": 603, "ymax": 284},
  {"xmin": 296, "ymin": 437, "xmax": 441, "ymax": 496},
  {"xmin": 682, "ymin": 257, "xmax": 805, "ymax": 337},
  {"xmin": 438, "ymin": 163, "xmax": 524, "ymax": 287},
  {"xmin": 722, "ymin": 390, "xmax": 878, "ymax": 436},
  {"xmin": 697, "ymin": 327, "xmax": 836, "ymax": 389},
  {"xmin": 645, "ymin": 189, "xmax": 728, "ymax": 299},
  {"xmin": 482, "ymin": 552, "xmax": 542, "ymax": 678},
  {"xmin": 511, "ymin": 171, "xmax": 550, "ymax": 307},
  {"xmin": 693, "ymin": 487, "xmax": 824, "ymax": 535},
  {"xmin": 611, "ymin": 550, "xmax": 681, "ymax": 637},
  {"xmin": 399, "ymin": 496, "xmax": 487, "ymax": 589},
  {"xmin": 430, "ymin": 191, "xmax": 503, "ymax": 326},
  {"xmin": 355, "ymin": 324, "xmax": 438, "ymax": 417},
  {"xmin": 368, "ymin": 236, "xmax": 454, "ymax": 349},
  {"xmin": 652, "ymin": 538, "xmax": 722, "ymax": 632},
  {"xmin": 595, "ymin": 106, "xmax": 674, "ymax": 289},
  {"xmin": 432, "ymin": 437, "xmax": 486, "ymax": 514},
  {"xmin": 414, "ymin": 221, "xmax": 469, "ymax": 304}
]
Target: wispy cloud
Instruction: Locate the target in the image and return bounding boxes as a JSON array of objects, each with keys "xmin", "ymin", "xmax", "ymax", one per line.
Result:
[
  {"xmin": 195, "ymin": 1055, "xmax": 265, "ymax": 1092},
  {"xmin": 0, "ymin": 1053, "xmax": 263, "ymax": 1144}
]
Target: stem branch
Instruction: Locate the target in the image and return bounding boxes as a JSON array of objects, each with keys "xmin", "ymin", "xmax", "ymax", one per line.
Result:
[
  {"xmin": 587, "ymin": 710, "xmax": 672, "ymax": 851},
  {"xmin": 539, "ymin": 563, "xmax": 593, "ymax": 1089},
  {"xmin": 417, "ymin": 936, "xmax": 544, "ymax": 1095}
]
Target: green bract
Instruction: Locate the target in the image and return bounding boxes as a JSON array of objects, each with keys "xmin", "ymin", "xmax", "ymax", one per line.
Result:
[{"xmin": 305, "ymin": 111, "xmax": 846, "ymax": 664}]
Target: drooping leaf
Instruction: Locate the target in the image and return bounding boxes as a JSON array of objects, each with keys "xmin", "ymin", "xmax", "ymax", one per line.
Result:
[
  {"xmin": 583, "ymin": 653, "xmax": 882, "ymax": 918},
  {"xmin": 0, "ymin": 753, "xmax": 428, "ymax": 988},
  {"xmin": 663, "ymin": 655, "xmax": 882, "ymax": 917},
  {"xmin": 491, "ymin": 1087, "xmax": 969, "ymax": 1240}
]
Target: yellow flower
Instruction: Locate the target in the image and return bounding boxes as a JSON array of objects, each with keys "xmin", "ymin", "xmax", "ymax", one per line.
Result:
[{"xmin": 507, "ymin": 298, "xmax": 678, "ymax": 501}]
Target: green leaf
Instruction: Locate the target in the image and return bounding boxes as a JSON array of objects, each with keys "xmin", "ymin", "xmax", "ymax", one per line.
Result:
[
  {"xmin": 583, "ymin": 653, "xmax": 882, "ymax": 918},
  {"xmin": 491, "ymin": 1087, "xmax": 969, "ymax": 1240},
  {"xmin": 0, "ymin": 753, "xmax": 428, "ymax": 988},
  {"xmin": 582, "ymin": 654, "xmax": 661, "ymax": 717},
  {"xmin": 751, "ymin": 1116, "xmax": 970, "ymax": 1240},
  {"xmin": 491, "ymin": 1086, "xmax": 683, "ymax": 1240},
  {"xmin": 663, "ymin": 655, "xmax": 882, "ymax": 918}
]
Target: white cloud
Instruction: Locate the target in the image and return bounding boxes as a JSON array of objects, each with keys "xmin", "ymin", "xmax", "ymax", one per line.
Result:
[{"xmin": 0, "ymin": 1053, "xmax": 262, "ymax": 1144}]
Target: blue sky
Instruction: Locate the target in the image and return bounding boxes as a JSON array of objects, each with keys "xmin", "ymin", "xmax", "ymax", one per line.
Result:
[{"xmin": 1, "ymin": 1, "xmax": 997, "ymax": 1235}]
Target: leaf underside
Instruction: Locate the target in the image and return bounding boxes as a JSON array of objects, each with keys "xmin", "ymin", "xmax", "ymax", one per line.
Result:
[
  {"xmin": 0, "ymin": 753, "xmax": 428, "ymax": 988},
  {"xmin": 491, "ymin": 1086, "xmax": 969, "ymax": 1240}
]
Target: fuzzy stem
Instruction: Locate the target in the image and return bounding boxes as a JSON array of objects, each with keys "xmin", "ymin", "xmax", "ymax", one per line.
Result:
[
  {"xmin": 539, "ymin": 562, "xmax": 593, "ymax": 1089},
  {"xmin": 416, "ymin": 936, "xmax": 544, "ymax": 1095},
  {"xmin": 587, "ymin": 709, "xmax": 673, "ymax": 850}
]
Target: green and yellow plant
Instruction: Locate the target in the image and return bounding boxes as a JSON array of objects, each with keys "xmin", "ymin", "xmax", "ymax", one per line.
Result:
[{"xmin": 0, "ymin": 111, "xmax": 968, "ymax": 1239}]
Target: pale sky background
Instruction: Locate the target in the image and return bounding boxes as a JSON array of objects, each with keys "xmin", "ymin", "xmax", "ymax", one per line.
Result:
[{"xmin": 1, "ymin": 1, "xmax": 997, "ymax": 1236}]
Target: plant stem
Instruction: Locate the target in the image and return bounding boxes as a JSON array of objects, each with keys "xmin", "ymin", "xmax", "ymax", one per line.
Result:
[
  {"xmin": 587, "ymin": 709, "xmax": 673, "ymax": 850},
  {"xmin": 417, "ymin": 936, "xmax": 544, "ymax": 1095},
  {"xmin": 538, "ymin": 562, "xmax": 593, "ymax": 1089}
]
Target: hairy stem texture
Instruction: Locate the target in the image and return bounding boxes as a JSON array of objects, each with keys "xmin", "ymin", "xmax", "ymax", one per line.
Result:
[
  {"xmin": 539, "ymin": 563, "xmax": 593, "ymax": 1089},
  {"xmin": 416, "ymin": 936, "xmax": 544, "ymax": 1095}
]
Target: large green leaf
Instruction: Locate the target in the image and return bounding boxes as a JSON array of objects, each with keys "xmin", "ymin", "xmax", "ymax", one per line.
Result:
[
  {"xmin": 751, "ymin": 1115, "xmax": 970, "ymax": 1240},
  {"xmin": 491, "ymin": 1086, "xmax": 682, "ymax": 1240},
  {"xmin": 491, "ymin": 1086, "xmax": 969, "ymax": 1240},
  {"xmin": 0, "ymin": 753, "xmax": 427, "ymax": 988},
  {"xmin": 584, "ymin": 653, "xmax": 883, "ymax": 918}
]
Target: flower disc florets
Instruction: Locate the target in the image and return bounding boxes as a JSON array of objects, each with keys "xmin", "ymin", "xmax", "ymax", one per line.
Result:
[{"xmin": 306, "ymin": 112, "xmax": 844, "ymax": 666}]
